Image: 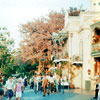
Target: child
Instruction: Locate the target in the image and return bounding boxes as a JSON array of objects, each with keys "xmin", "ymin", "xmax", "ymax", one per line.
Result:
[{"xmin": 15, "ymin": 79, "xmax": 23, "ymax": 100}]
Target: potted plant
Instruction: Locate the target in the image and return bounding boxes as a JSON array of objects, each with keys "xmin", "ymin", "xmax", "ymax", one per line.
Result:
[
  {"xmin": 69, "ymin": 67, "xmax": 75, "ymax": 89},
  {"xmin": 70, "ymin": 83, "xmax": 75, "ymax": 89}
]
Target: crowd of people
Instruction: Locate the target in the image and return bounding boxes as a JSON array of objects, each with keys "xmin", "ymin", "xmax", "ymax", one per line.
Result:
[
  {"xmin": 30, "ymin": 73, "xmax": 62, "ymax": 96},
  {"xmin": 0, "ymin": 73, "xmax": 65, "ymax": 100},
  {"xmin": 1, "ymin": 72, "xmax": 100, "ymax": 100}
]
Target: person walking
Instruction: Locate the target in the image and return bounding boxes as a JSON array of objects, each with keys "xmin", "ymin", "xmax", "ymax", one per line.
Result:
[
  {"xmin": 5, "ymin": 77, "xmax": 14, "ymax": 100},
  {"xmin": 58, "ymin": 77, "xmax": 62, "ymax": 92},
  {"xmin": 24, "ymin": 78, "xmax": 28, "ymax": 88},
  {"xmin": 42, "ymin": 75, "xmax": 48, "ymax": 97},
  {"xmin": 19, "ymin": 76, "xmax": 24, "ymax": 93},
  {"xmin": 3, "ymin": 76, "xmax": 8, "ymax": 86},
  {"xmin": 54, "ymin": 78, "xmax": 58, "ymax": 93},
  {"xmin": 12, "ymin": 77, "xmax": 17, "ymax": 96},
  {"xmin": 30, "ymin": 76, "xmax": 34, "ymax": 89},
  {"xmin": 15, "ymin": 79, "xmax": 23, "ymax": 100},
  {"xmin": 49, "ymin": 74, "xmax": 54, "ymax": 93},
  {"xmin": 34, "ymin": 75, "xmax": 38, "ymax": 94},
  {"xmin": 37, "ymin": 75, "xmax": 41, "ymax": 91},
  {"xmin": 46, "ymin": 74, "xmax": 50, "ymax": 95},
  {"xmin": 89, "ymin": 72, "xmax": 100, "ymax": 99}
]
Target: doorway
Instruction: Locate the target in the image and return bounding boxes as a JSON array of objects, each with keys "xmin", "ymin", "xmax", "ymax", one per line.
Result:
[{"xmin": 94, "ymin": 57, "xmax": 100, "ymax": 75}]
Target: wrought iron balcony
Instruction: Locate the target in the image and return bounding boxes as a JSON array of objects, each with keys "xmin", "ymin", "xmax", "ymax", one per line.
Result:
[{"xmin": 91, "ymin": 43, "xmax": 100, "ymax": 57}]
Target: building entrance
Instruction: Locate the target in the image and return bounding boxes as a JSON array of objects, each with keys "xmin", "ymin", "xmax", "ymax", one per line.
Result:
[{"xmin": 94, "ymin": 57, "xmax": 100, "ymax": 75}]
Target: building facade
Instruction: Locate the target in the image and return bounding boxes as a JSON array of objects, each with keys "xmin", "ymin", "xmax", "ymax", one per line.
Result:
[{"xmin": 52, "ymin": 0, "xmax": 100, "ymax": 90}]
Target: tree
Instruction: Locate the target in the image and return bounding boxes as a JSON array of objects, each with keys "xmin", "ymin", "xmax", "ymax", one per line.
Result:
[
  {"xmin": 0, "ymin": 27, "xmax": 15, "ymax": 76},
  {"xmin": 19, "ymin": 11, "xmax": 65, "ymax": 63}
]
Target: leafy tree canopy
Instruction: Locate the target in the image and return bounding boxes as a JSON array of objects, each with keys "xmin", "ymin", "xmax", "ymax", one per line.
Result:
[
  {"xmin": 0, "ymin": 27, "xmax": 15, "ymax": 76},
  {"xmin": 19, "ymin": 11, "xmax": 65, "ymax": 63}
]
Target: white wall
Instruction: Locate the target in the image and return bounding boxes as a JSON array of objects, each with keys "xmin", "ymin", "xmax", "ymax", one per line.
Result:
[
  {"xmin": 91, "ymin": 0, "xmax": 100, "ymax": 11},
  {"xmin": 63, "ymin": 8, "xmax": 100, "ymax": 89},
  {"xmin": 81, "ymin": 29, "xmax": 92, "ymax": 89}
]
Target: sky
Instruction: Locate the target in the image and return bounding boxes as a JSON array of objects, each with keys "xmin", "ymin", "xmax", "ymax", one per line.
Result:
[{"xmin": 0, "ymin": 0, "xmax": 90, "ymax": 49}]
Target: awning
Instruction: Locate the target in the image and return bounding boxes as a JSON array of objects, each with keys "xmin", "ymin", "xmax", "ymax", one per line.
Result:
[
  {"xmin": 60, "ymin": 59, "xmax": 70, "ymax": 61},
  {"xmin": 53, "ymin": 59, "xmax": 70, "ymax": 62},
  {"xmin": 53, "ymin": 59, "xmax": 61, "ymax": 62},
  {"xmin": 72, "ymin": 61, "xmax": 83, "ymax": 67},
  {"xmin": 72, "ymin": 61, "xmax": 83, "ymax": 64},
  {"xmin": 91, "ymin": 52, "xmax": 100, "ymax": 57}
]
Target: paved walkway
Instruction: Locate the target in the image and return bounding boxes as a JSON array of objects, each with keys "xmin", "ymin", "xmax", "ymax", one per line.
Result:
[
  {"xmin": 3, "ymin": 87, "xmax": 95, "ymax": 100},
  {"xmin": 65, "ymin": 89, "xmax": 94, "ymax": 95}
]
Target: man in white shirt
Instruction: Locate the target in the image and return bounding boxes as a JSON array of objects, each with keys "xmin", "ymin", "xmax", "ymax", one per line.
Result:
[
  {"xmin": 89, "ymin": 72, "xmax": 100, "ymax": 99},
  {"xmin": 30, "ymin": 76, "xmax": 34, "ymax": 89},
  {"xmin": 5, "ymin": 77, "xmax": 14, "ymax": 100}
]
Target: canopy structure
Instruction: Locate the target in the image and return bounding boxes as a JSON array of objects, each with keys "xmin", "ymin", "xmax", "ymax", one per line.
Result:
[
  {"xmin": 53, "ymin": 59, "xmax": 70, "ymax": 62},
  {"xmin": 49, "ymin": 67, "xmax": 57, "ymax": 71},
  {"xmin": 53, "ymin": 59, "xmax": 61, "ymax": 62},
  {"xmin": 72, "ymin": 61, "xmax": 83, "ymax": 67},
  {"xmin": 60, "ymin": 59, "xmax": 70, "ymax": 62}
]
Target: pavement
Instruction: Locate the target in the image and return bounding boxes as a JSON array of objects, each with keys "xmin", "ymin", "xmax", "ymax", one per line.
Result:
[
  {"xmin": 3, "ymin": 87, "xmax": 96, "ymax": 100},
  {"xmin": 65, "ymin": 89, "xmax": 94, "ymax": 95}
]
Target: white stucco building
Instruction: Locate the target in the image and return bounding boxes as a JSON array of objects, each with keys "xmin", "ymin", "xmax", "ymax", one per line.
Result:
[{"xmin": 52, "ymin": 0, "xmax": 100, "ymax": 90}]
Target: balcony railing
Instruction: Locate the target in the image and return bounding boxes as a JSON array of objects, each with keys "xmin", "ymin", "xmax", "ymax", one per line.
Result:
[
  {"xmin": 71, "ymin": 55, "xmax": 82, "ymax": 62},
  {"xmin": 91, "ymin": 43, "xmax": 100, "ymax": 57}
]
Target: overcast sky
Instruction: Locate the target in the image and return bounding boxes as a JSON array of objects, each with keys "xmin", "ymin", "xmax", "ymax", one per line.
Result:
[{"xmin": 0, "ymin": 0, "xmax": 90, "ymax": 48}]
